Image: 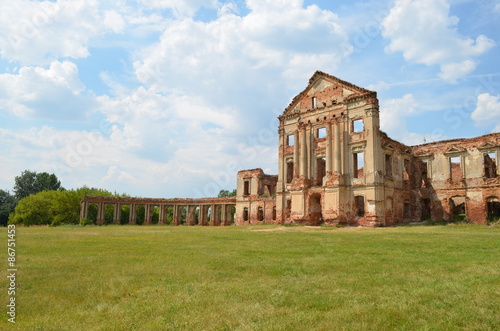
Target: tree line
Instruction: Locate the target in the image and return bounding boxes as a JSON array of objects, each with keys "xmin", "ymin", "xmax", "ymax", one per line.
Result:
[{"xmin": 1, "ymin": 170, "xmax": 236, "ymax": 226}]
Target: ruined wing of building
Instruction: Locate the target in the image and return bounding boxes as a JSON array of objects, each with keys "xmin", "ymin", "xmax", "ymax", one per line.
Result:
[
  {"xmin": 81, "ymin": 71, "xmax": 500, "ymax": 226},
  {"xmin": 233, "ymin": 71, "xmax": 500, "ymax": 226}
]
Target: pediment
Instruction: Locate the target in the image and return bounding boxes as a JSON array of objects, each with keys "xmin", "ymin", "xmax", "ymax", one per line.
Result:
[
  {"xmin": 478, "ymin": 141, "xmax": 498, "ymax": 151},
  {"xmin": 282, "ymin": 71, "xmax": 373, "ymax": 116},
  {"xmin": 383, "ymin": 143, "xmax": 395, "ymax": 151},
  {"xmin": 414, "ymin": 148, "xmax": 433, "ymax": 157},
  {"xmin": 444, "ymin": 145, "xmax": 466, "ymax": 155}
]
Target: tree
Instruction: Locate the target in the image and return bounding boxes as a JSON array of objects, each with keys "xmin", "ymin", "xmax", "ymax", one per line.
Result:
[
  {"xmin": 9, "ymin": 191, "xmax": 58, "ymax": 226},
  {"xmin": 9, "ymin": 186, "xmax": 127, "ymax": 226},
  {"xmin": 0, "ymin": 190, "xmax": 17, "ymax": 226},
  {"xmin": 218, "ymin": 189, "xmax": 237, "ymax": 197},
  {"xmin": 13, "ymin": 170, "xmax": 62, "ymax": 200}
]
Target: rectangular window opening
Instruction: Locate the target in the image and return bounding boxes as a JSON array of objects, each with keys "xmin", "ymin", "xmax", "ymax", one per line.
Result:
[
  {"xmin": 286, "ymin": 134, "xmax": 294, "ymax": 146},
  {"xmin": 449, "ymin": 156, "xmax": 462, "ymax": 182},
  {"xmin": 355, "ymin": 196, "xmax": 365, "ymax": 217},
  {"xmin": 421, "ymin": 161, "xmax": 429, "ymax": 187},
  {"xmin": 243, "ymin": 180, "xmax": 250, "ymax": 196},
  {"xmin": 385, "ymin": 154, "xmax": 392, "ymax": 177},
  {"xmin": 317, "ymin": 127, "xmax": 326, "ymax": 139},
  {"xmin": 353, "ymin": 119, "xmax": 364, "ymax": 133},
  {"xmin": 403, "ymin": 159, "xmax": 410, "ymax": 182},
  {"xmin": 316, "ymin": 157, "xmax": 326, "ymax": 185},
  {"xmin": 421, "ymin": 198, "xmax": 431, "ymax": 220},
  {"xmin": 404, "ymin": 202, "xmax": 411, "ymax": 219},
  {"xmin": 312, "ymin": 97, "xmax": 317, "ymax": 109},
  {"xmin": 353, "ymin": 152, "xmax": 364, "ymax": 178},
  {"xmin": 243, "ymin": 208, "xmax": 248, "ymax": 222},
  {"xmin": 286, "ymin": 161, "xmax": 294, "ymax": 183},
  {"xmin": 484, "ymin": 152, "xmax": 497, "ymax": 178},
  {"xmin": 257, "ymin": 207, "xmax": 264, "ymax": 222}
]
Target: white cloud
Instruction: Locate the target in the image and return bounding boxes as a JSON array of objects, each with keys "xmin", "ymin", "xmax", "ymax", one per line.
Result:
[
  {"xmin": 380, "ymin": 94, "xmax": 445, "ymax": 145},
  {"xmin": 133, "ymin": 1, "xmax": 352, "ymax": 133},
  {"xmin": 0, "ymin": 0, "xmax": 124, "ymax": 65},
  {"xmin": 381, "ymin": 0, "xmax": 495, "ymax": 83},
  {"xmin": 471, "ymin": 93, "xmax": 500, "ymax": 132},
  {"xmin": 0, "ymin": 61, "xmax": 95, "ymax": 120},
  {"xmin": 380, "ymin": 94, "xmax": 418, "ymax": 136},
  {"xmin": 137, "ymin": 0, "xmax": 220, "ymax": 17}
]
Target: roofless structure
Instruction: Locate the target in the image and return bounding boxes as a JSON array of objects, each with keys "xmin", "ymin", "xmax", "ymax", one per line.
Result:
[{"xmin": 81, "ymin": 71, "xmax": 500, "ymax": 226}]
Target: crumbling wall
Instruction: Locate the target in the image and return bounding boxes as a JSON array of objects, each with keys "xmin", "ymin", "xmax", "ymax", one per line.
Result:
[{"xmin": 412, "ymin": 133, "xmax": 500, "ymax": 223}]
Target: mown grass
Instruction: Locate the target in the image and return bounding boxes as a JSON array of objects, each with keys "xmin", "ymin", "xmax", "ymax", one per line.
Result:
[{"xmin": 1, "ymin": 224, "xmax": 499, "ymax": 330}]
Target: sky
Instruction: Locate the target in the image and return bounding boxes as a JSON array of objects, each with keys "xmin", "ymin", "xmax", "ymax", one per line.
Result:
[{"xmin": 0, "ymin": 0, "xmax": 499, "ymax": 198}]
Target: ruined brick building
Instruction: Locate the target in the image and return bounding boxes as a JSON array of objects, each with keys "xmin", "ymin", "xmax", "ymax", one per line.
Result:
[
  {"xmin": 81, "ymin": 71, "xmax": 499, "ymax": 226},
  {"xmin": 233, "ymin": 71, "xmax": 500, "ymax": 226}
]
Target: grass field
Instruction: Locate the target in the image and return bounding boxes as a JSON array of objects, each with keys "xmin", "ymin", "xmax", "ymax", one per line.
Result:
[{"xmin": 2, "ymin": 224, "xmax": 499, "ymax": 330}]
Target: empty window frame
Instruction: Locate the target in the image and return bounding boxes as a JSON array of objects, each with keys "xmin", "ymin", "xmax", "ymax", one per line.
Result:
[
  {"xmin": 243, "ymin": 180, "xmax": 250, "ymax": 196},
  {"xmin": 316, "ymin": 157, "xmax": 326, "ymax": 185},
  {"xmin": 487, "ymin": 197, "xmax": 500, "ymax": 221},
  {"xmin": 449, "ymin": 156, "xmax": 462, "ymax": 182},
  {"xmin": 257, "ymin": 207, "xmax": 264, "ymax": 222},
  {"xmin": 272, "ymin": 206, "xmax": 276, "ymax": 220},
  {"xmin": 421, "ymin": 198, "xmax": 431, "ymax": 220},
  {"xmin": 286, "ymin": 161, "xmax": 294, "ymax": 183},
  {"xmin": 385, "ymin": 154, "xmax": 393, "ymax": 177},
  {"xmin": 403, "ymin": 159, "xmax": 410, "ymax": 182},
  {"xmin": 355, "ymin": 196, "xmax": 365, "ymax": 217},
  {"xmin": 312, "ymin": 97, "xmax": 317, "ymax": 109},
  {"xmin": 286, "ymin": 134, "xmax": 294, "ymax": 146},
  {"xmin": 353, "ymin": 152, "xmax": 364, "ymax": 178},
  {"xmin": 403, "ymin": 202, "xmax": 411, "ymax": 219},
  {"xmin": 484, "ymin": 152, "xmax": 497, "ymax": 178},
  {"xmin": 317, "ymin": 127, "xmax": 327, "ymax": 139},
  {"xmin": 420, "ymin": 161, "xmax": 429, "ymax": 187},
  {"xmin": 243, "ymin": 207, "xmax": 249, "ymax": 222},
  {"xmin": 352, "ymin": 119, "xmax": 364, "ymax": 133}
]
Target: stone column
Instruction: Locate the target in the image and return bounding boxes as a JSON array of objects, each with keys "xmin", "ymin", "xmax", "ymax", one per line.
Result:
[
  {"xmin": 173, "ymin": 205, "xmax": 180, "ymax": 225},
  {"xmin": 186, "ymin": 205, "xmax": 195, "ymax": 226},
  {"xmin": 79, "ymin": 200, "xmax": 88, "ymax": 222},
  {"xmin": 129, "ymin": 204, "xmax": 137, "ymax": 225},
  {"xmin": 198, "ymin": 205, "xmax": 206, "ymax": 225},
  {"xmin": 300, "ymin": 126, "xmax": 307, "ymax": 178},
  {"xmin": 278, "ymin": 128, "xmax": 285, "ymax": 186},
  {"xmin": 144, "ymin": 204, "xmax": 151, "ymax": 225},
  {"xmin": 97, "ymin": 202, "xmax": 105, "ymax": 225},
  {"xmin": 158, "ymin": 204, "xmax": 165, "ymax": 225},
  {"xmin": 293, "ymin": 130, "xmax": 299, "ymax": 178},
  {"xmin": 221, "ymin": 205, "xmax": 228, "ymax": 226},
  {"xmin": 113, "ymin": 203, "xmax": 120, "ymax": 224},
  {"xmin": 341, "ymin": 117, "xmax": 349, "ymax": 175},
  {"xmin": 326, "ymin": 122, "xmax": 333, "ymax": 174},
  {"xmin": 210, "ymin": 204, "xmax": 216, "ymax": 225},
  {"xmin": 334, "ymin": 121, "xmax": 341, "ymax": 174}
]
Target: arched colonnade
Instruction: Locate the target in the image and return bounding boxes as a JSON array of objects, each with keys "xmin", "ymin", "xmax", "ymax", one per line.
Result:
[{"xmin": 80, "ymin": 196, "xmax": 236, "ymax": 226}]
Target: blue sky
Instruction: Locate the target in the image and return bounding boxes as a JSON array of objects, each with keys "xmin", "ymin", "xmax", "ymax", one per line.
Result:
[{"xmin": 0, "ymin": 0, "xmax": 499, "ymax": 198}]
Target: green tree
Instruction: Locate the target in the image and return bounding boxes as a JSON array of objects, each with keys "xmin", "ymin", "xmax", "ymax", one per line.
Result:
[
  {"xmin": 218, "ymin": 189, "xmax": 237, "ymax": 197},
  {"xmin": 0, "ymin": 190, "xmax": 17, "ymax": 226},
  {"xmin": 13, "ymin": 170, "xmax": 62, "ymax": 200},
  {"xmin": 9, "ymin": 186, "xmax": 126, "ymax": 226},
  {"xmin": 9, "ymin": 191, "xmax": 58, "ymax": 226}
]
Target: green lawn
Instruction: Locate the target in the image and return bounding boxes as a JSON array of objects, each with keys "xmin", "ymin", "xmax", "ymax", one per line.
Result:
[{"xmin": 2, "ymin": 224, "xmax": 499, "ymax": 330}]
